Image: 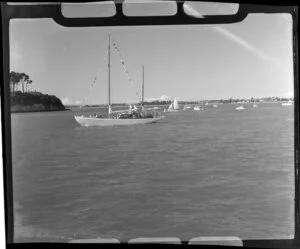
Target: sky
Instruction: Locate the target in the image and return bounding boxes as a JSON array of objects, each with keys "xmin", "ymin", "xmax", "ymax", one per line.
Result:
[{"xmin": 9, "ymin": 2, "xmax": 294, "ymax": 105}]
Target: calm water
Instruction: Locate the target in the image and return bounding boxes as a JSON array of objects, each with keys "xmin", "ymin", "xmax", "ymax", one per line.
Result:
[{"xmin": 12, "ymin": 103, "xmax": 294, "ymax": 242}]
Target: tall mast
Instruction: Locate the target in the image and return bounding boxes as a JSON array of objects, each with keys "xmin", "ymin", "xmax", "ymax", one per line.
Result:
[
  {"xmin": 108, "ymin": 35, "xmax": 112, "ymax": 117},
  {"xmin": 142, "ymin": 65, "xmax": 144, "ymax": 108}
]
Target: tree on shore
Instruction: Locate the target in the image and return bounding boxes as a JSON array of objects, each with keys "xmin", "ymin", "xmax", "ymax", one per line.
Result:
[
  {"xmin": 10, "ymin": 71, "xmax": 20, "ymax": 92},
  {"xmin": 25, "ymin": 78, "xmax": 32, "ymax": 92},
  {"xmin": 19, "ymin": 73, "xmax": 31, "ymax": 93},
  {"xmin": 10, "ymin": 71, "xmax": 32, "ymax": 93}
]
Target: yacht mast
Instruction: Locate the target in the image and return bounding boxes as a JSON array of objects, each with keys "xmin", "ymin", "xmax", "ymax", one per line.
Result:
[
  {"xmin": 108, "ymin": 35, "xmax": 112, "ymax": 118},
  {"xmin": 142, "ymin": 65, "xmax": 144, "ymax": 109}
]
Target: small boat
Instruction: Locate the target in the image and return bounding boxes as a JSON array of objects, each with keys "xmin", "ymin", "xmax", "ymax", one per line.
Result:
[
  {"xmin": 74, "ymin": 36, "xmax": 164, "ymax": 127},
  {"xmin": 282, "ymin": 100, "xmax": 293, "ymax": 106},
  {"xmin": 167, "ymin": 97, "xmax": 180, "ymax": 112},
  {"xmin": 183, "ymin": 105, "xmax": 191, "ymax": 111},
  {"xmin": 253, "ymin": 104, "xmax": 258, "ymax": 108},
  {"xmin": 193, "ymin": 106, "xmax": 201, "ymax": 111},
  {"xmin": 236, "ymin": 106, "xmax": 245, "ymax": 110},
  {"xmin": 213, "ymin": 104, "xmax": 218, "ymax": 108}
]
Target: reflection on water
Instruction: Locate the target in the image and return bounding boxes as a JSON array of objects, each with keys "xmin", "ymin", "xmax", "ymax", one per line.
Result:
[{"xmin": 11, "ymin": 103, "xmax": 294, "ymax": 242}]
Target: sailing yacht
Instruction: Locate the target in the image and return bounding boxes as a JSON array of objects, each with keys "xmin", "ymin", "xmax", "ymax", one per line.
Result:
[
  {"xmin": 193, "ymin": 100, "xmax": 203, "ymax": 111},
  {"xmin": 282, "ymin": 100, "xmax": 293, "ymax": 106},
  {"xmin": 183, "ymin": 105, "xmax": 191, "ymax": 111},
  {"xmin": 167, "ymin": 97, "xmax": 180, "ymax": 112},
  {"xmin": 182, "ymin": 101, "xmax": 191, "ymax": 111},
  {"xmin": 74, "ymin": 36, "xmax": 164, "ymax": 127},
  {"xmin": 236, "ymin": 106, "xmax": 245, "ymax": 110}
]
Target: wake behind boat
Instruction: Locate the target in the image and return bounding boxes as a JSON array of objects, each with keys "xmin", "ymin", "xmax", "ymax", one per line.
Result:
[{"xmin": 74, "ymin": 36, "xmax": 164, "ymax": 127}]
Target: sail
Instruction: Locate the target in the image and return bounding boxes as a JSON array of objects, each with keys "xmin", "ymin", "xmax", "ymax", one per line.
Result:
[
  {"xmin": 173, "ymin": 98, "xmax": 180, "ymax": 110},
  {"xmin": 74, "ymin": 35, "xmax": 165, "ymax": 127},
  {"xmin": 168, "ymin": 102, "xmax": 173, "ymax": 110}
]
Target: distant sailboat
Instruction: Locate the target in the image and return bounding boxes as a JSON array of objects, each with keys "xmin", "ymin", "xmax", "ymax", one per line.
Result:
[
  {"xmin": 236, "ymin": 106, "xmax": 245, "ymax": 110},
  {"xmin": 195, "ymin": 100, "xmax": 205, "ymax": 111},
  {"xmin": 183, "ymin": 104, "xmax": 191, "ymax": 110},
  {"xmin": 282, "ymin": 100, "xmax": 293, "ymax": 106},
  {"xmin": 167, "ymin": 97, "xmax": 180, "ymax": 112},
  {"xmin": 74, "ymin": 36, "xmax": 164, "ymax": 127}
]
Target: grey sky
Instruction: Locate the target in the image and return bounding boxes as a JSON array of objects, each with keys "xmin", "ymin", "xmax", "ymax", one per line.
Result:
[{"xmin": 10, "ymin": 3, "xmax": 293, "ymax": 105}]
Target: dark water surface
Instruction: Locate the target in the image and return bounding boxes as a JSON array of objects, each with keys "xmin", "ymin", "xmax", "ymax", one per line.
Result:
[{"xmin": 12, "ymin": 103, "xmax": 294, "ymax": 242}]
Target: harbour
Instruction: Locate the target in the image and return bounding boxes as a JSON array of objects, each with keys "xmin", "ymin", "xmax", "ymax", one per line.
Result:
[{"xmin": 12, "ymin": 102, "xmax": 294, "ymax": 242}]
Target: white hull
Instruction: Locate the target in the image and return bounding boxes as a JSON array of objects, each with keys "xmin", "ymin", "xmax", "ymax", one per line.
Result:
[
  {"xmin": 282, "ymin": 102, "xmax": 293, "ymax": 106},
  {"xmin": 74, "ymin": 115, "xmax": 164, "ymax": 127},
  {"xmin": 236, "ymin": 106, "xmax": 245, "ymax": 110}
]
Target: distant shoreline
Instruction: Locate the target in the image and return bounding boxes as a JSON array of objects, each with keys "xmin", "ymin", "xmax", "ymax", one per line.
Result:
[
  {"xmin": 66, "ymin": 100, "xmax": 292, "ymax": 109},
  {"xmin": 11, "ymin": 98, "xmax": 292, "ymax": 113}
]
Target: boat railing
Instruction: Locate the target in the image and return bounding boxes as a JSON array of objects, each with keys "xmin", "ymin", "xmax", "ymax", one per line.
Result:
[
  {"xmin": 76, "ymin": 107, "xmax": 163, "ymax": 119},
  {"xmin": 76, "ymin": 112, "xmax": 105, "ymax": 118}
]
